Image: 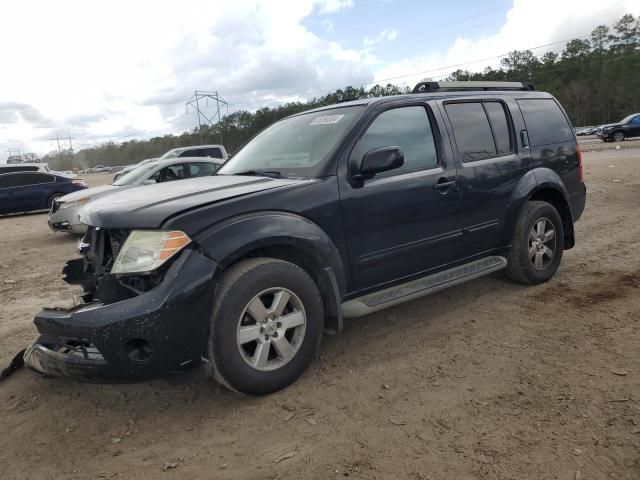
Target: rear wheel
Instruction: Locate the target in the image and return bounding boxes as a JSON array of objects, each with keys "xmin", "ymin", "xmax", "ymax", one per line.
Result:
[
  {"xmin": 505, "ymin": 201, "xmax": 564, "ymax": 285},
  {"xmin": 208, "ymin": 258, "xmax": 323, "ymax": 395}
]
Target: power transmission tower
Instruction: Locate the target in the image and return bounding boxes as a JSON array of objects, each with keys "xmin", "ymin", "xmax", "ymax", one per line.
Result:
[
  {"xmin": 185, "ymin": 90, "xmax": 229, "ymax": 145},
  {"xmin": 48, "ymin": 134, "xmax": 77, "ymax": 164}
]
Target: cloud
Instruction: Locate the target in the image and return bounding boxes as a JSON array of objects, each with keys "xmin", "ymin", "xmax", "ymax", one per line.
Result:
[
  {"xmin": 363, "ymin": 28, "xmax": 398, "ymax": 48},
  {"xmin": 372, "ymin": 0, "xmax": 640, "ymax": 88},
  {"xmin": 1, "ymin": 0, "xmax": 638, "ymax": 159},
  {"xmin": 316, "ymin": 0, "xmax": 354, "ymax": 14}
]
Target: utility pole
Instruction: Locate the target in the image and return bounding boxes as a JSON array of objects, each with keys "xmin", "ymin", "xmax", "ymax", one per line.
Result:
[{"xmin": 185, "ymin": 90, "xmax": 228, "ymax": 145}]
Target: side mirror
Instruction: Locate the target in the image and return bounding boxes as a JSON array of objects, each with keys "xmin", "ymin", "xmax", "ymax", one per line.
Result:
[
  {"xmin": 353, "ymin": 146, "xmax": 404, "ymax": 181},
  {"xmin": 142, "ymin": 179, "xmax": 156, "ymax": 185}
]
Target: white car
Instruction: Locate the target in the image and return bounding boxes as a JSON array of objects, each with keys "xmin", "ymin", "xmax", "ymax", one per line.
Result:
[
  {"xmin": 48, "ymin": 157, "xmax": 222, "ymax": 234},
  {"xmin": 0, "ymin": 163, "xmax": 78, "ymax": 179},
  {"xmin": 112, "ymin": 144, "xmax": 228, "ymax": 182}
]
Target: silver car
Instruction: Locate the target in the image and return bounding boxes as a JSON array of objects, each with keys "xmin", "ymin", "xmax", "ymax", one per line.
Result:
[{"xmin": 48, "ymin": 157, "xmax": 222, "ymax": 234}]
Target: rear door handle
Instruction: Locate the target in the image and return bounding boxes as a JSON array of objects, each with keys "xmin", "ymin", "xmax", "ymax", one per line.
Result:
[{"xmin": 434, "ymin": 178, "xmax": 456, "ymax": 190}]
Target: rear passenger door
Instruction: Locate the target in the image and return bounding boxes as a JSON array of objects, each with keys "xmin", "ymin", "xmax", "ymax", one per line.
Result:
[
  {"xmin": 440, "ymin": 98, "xmax": 531, "ymax": 256},
  {"xmin": 16, "ymin": 173, "xmax": 56, "ymax": 211}
]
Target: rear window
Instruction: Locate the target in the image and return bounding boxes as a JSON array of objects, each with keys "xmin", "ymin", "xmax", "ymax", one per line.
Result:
[
  {"xmin": 203, "ymin": 147, "xmax": 223, "ymax": 159},
  {"xmin": 517, "ymin": 99, "xmax": 574, "ymax": 146}
]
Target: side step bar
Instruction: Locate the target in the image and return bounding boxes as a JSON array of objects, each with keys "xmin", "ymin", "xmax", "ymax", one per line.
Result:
[{"xmin": 341, "ymin": 256, "xmax": 507, "ymax": 318}]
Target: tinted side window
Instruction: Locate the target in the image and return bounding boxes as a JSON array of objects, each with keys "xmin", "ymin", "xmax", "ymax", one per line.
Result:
[
  {"xmin": 517, "ymin": 99, "xmax": 574, "ymax": 146},
  {"xmin": 484, "ymin": 102, "xmax": 512, "ymax": 155},
  {"xmin": 203, "ymin": 147, "xmax": 223, "ymax": 159},
  {"xmin": 353, "ymin": 106, "xmax": 438, "ymax": 175},
  {"xmin": 445, "ymin": 102, "xmax": 496, "ymax": 162},
  {"xmin": 631, "ymin": 116, "xmax": 640, "ymax": 125},
  {"xmin": 189, "ymin": 162, "xmax": 219, "ymax": 177},
  {"xmin": 20, "ymin": 173, "xmax": 54, "ymax": 186},
  {"xmin": 180, "ymin": 149, "xmax": 202, "ymax": 157},
  {"xmin": 0, "ymin": 174, "xmax": 20, "ymax": 188},
  {"xmin": 0, "ymin": 166, "xmax": 38, "ymax": 173},
  {"xmin": 157, "ymin": 164, "xmax": 187, "ymax": 182}
]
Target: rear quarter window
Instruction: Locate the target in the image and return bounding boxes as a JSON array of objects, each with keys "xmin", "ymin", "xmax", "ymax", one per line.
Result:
[{"xmin": 517, "ymin": 99, "xmax": 574, "ymax": 146}]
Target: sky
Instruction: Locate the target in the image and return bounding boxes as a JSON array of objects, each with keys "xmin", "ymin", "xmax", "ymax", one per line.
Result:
[{"xmin": 1, "ymin": 0, "xmax": 638, "ymax": 161}]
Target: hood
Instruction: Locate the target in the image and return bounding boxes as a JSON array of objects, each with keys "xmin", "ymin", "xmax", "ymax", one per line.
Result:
[
  {"xmin": 59, "ymin": 184, "xmax": 118, "ymax": 203},
  {"xmin": 80, "ymin": 175, "xmax": 314, "ymax": 229},
  {"xmin": 599, "ymin": 123, "xmax": 622, "ymax": 129}
]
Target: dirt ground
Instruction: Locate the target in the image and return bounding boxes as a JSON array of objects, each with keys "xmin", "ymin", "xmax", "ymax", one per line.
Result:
[{"xmin": 1, "ymin": 150, "xmax": 639, "ymax": 480}]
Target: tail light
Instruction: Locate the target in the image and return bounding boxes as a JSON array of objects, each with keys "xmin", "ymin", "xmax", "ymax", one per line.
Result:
[{"xmin": 577, "ymin": 144, "xmax": 583, "ymax": 182}]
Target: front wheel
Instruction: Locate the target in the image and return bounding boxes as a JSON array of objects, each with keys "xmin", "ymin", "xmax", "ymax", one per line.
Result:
[
  {"xmin": 612, "ymin": 131, "xmax": 625, "ymax": 142},
  {"xmin": 208, "ymin": 258, "xmax": 324, "ymax": 395},
  {"xmin": 505, "ymin": 201, "xmax": 564, "ymax": 285},
  {"xmin": 47, "ymin": 193, "xmax": 64, "ymax": 210}
]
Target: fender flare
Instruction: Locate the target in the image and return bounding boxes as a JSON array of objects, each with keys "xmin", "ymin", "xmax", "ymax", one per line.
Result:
[
  {"xmin": 195, "ymin": 211, "xmax": 347, "ymax": 332},
  {"xmin": 504, "ymin": 167, "xmax": 573, "ymax": 246}
]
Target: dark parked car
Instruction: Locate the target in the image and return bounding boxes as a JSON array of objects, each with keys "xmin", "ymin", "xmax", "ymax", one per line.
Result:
[
  {"xmin": 596, "ymin": 113, "xmax": 640, "ymax": 142},
  {"xmin": 24, "ymin": 81, "xmax": 586, "ymax": 395},
  {"xmin": 0, "ymin": 172, "xmax": 87, "ymax": 215}
]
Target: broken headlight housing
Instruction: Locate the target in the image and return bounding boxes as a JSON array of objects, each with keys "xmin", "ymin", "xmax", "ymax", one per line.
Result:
[{"xmin": 111, "ymin": 230, "xmax": 191, "ymax": 274}]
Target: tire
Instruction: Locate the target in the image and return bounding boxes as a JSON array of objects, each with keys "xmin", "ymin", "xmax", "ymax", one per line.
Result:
[
  {"xmin": 208, "ymin": 258, "xmax": 324, "ymax": 395},
  {"xmin": 505, "ymin": 201, "xmax": 564, "ymax": 285},
  {"xmin": 612, "ymin": 131, "xmax": 625, "ymax": 142},
  {"xmin": 47, "ymin": 193, "xmax": 64, "ymax": 209}
]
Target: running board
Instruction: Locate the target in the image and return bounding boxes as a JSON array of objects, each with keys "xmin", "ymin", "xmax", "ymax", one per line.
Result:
[{"xmin": 341, "ymin": 256, "xmax": 507, "ymax": 318}]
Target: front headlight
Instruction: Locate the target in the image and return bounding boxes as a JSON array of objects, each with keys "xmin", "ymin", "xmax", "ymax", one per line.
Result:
[
  {"xmin": 60, "ymin": 197, "xmax": 91, "ymax": 209},
  {"xmin": 111, "ymin": 230, "xmax": 191, "ymax": 274}
]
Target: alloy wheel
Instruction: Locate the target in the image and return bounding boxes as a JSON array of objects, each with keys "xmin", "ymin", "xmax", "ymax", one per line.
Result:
[
  {"xmin": 528, "ymin": 217, "xmax": 556, "ymax": 271},
  {"xmin": 236, "ymin": 288, "xmax": 306, "ymax": 371}
]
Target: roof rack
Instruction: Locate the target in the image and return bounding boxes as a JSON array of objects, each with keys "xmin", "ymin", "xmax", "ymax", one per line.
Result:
[{"xmin": 412, "ymin": 81, "xmax": 535, "ymax": 93}]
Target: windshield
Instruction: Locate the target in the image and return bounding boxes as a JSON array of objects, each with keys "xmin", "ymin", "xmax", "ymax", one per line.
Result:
[
  {"xmin": 619, "ymin": 114, "xmax": 635, "ymax": 124},
  {"xmin": 217, "ymin": 106, "xmax": 364, "ymax": 177},
  {"xmin": 160, "ymin": 148, "xmax": 185, "ymax": 159},
  {"xmin": 112, "ymin": 164, "xmax": 157, "ymax": 186}
]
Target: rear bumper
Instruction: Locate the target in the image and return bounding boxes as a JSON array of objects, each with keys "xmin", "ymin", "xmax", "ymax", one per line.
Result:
[{"xmin": 24, "ymin": 249, "xmax": 218, "ymax": 382}]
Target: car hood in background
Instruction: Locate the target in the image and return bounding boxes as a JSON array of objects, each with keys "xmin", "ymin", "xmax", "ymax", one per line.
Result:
[
  {"xmin": 59, "ymin": 184, "xmax": 118, "ymax": 203},
  {"xmin": 80, "ymin": 175, "xmax": 314, "ymax": 229},
  {"xmin": 598, "ymin": 123, "xmax": 622, "ymax": 129}
]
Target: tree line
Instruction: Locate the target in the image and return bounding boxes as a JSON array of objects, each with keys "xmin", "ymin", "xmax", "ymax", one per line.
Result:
[{"xmin": 47, "ymin": 14, "xmax": 639, "ymax": 171}]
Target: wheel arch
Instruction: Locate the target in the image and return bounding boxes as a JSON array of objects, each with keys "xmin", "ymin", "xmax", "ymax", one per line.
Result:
[
  {"xmin": 196, "ymin": 211, "xmax": 347, "ymax": 333},
  {"xmin": 507, "ymin": 168, "xmax": 575, "ymax": 249}
]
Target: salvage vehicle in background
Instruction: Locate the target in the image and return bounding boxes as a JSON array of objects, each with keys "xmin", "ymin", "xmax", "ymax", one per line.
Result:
[
  {"xmin": 0, "ymin": 163, "xmax": 77, "ymax": 179},
  {"xmin": 48, "ymin": 157, "xmax": 223, "ymax": 234},
  {"xmin": 24, "ymin": 81, "xmax": 586, "ymax": 395},
  {"xmin": 596, "ymin": 113, "xmax": 640, "ymax": 142},
  {"xmin": 0, "ymin": 171, "xmax": 87, "ymax": 215},
  {"xmin": 113, "ymin": 144, "xmax": 228, "ymax": 182}
]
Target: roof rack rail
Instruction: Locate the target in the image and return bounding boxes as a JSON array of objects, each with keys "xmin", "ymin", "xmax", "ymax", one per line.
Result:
[{"xmin": 412, "ymin": 81, "xmax": 535, "ymax": 93}]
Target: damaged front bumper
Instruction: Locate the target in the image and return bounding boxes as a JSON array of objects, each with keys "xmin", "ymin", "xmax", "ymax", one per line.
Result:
[{"xmin": 24, "ymin": 249, "xmax": 218, "ymax": 382}]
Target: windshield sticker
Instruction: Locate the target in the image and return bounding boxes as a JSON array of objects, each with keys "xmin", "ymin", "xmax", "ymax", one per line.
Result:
[{"xmin": 310, "ymin": 114, "xmax": 344, "ymax": 126}]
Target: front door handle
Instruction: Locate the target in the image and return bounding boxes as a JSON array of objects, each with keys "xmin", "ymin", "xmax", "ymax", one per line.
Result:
[{"xmin": 434, "ymin": 178, "xmax": 456, "ymax": 191}]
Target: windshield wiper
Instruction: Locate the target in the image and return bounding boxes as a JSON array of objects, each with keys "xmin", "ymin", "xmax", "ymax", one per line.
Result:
[{"xmin": 229, "ymin": 169, "xmax": 283, "ymax": 178}]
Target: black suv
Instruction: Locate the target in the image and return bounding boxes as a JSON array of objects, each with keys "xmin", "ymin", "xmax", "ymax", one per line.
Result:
[
  {"xmin": 24, "ymin": 81, "xmax": 586, "ymax": 394},
  {"xmin": 595, "ymin": 113, "xmax": 640, "ymax": 142}
]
